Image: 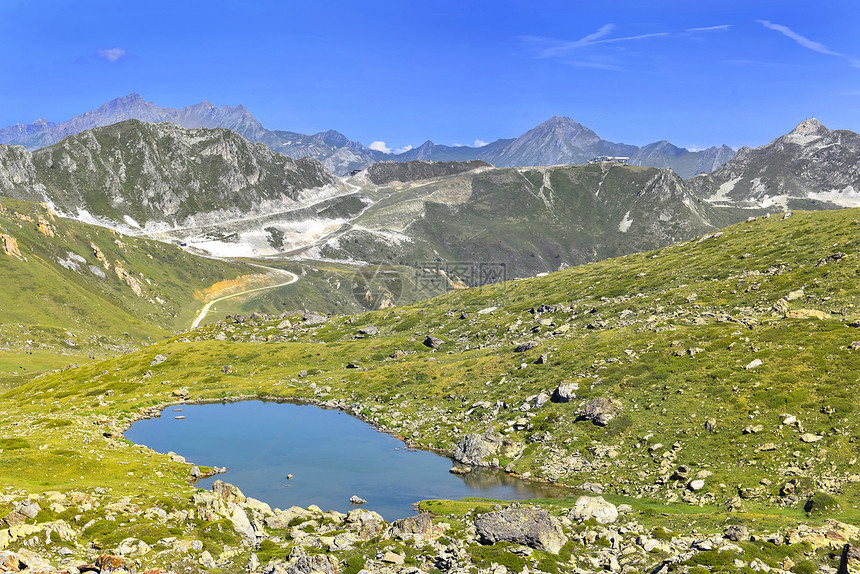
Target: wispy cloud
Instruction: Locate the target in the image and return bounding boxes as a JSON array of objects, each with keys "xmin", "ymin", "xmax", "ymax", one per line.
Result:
[
  {"xmin": 96, "ymin": 47, "xmax": 126, "ymax": 62},
  {"xmin": 523, "ymin": 23, "xmax": 728, "ymax": 72},
  {"xmin": 686, "ymin": 25, "xmax": 731, "ymax": 33},
  {"xmin": 533, "ymin": 24, "xmax": 670, "ymax": 59},
  {"xmin": 757, "ymin": 20, "xmax": 860, "ymax": 67}
]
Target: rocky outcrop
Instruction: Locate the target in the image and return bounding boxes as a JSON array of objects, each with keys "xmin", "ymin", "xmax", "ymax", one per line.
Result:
[
  {"xmin": 579, "ymin": 397, "xmax": 623, "ymax": 426},
  {"xmin": 452, "ymin": 432, "xmax": 504, "ymax": 467},
  {"xmin": 474, "ymin": 504, "xmax": 568, "ymax": 554},
  {"xmin": 0, "ymin": 234, "xmax": 21, "ymax": 259},
  {"xmin": 551, "ymin": 381, "xmax": 579, "ymax": 403},
  {"xmin": 569, "ymin": 496, "xmax": 618, "ymax": 524}
]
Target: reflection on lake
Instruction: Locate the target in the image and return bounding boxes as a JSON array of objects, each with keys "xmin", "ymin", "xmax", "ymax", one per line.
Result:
[{"xmin": 125, "ymin": 400, "xmax": 570, "ymax": 520}]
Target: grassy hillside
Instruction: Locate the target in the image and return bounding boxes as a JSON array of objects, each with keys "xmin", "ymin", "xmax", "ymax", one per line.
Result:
[
  {"xmin": 0, "ymin": 197, "xmax": 264, "ymax": 380},
  {"xmin": 2, "ymin": 208, "xmax": 859, "ymax": 572}
]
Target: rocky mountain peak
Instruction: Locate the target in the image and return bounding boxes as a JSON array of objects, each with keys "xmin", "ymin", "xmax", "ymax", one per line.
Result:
[
  {"xmin": 530, "ymin": 116, "xmax": 597, "ymax": 141},
  {"xmin": 784, "ymin": 118, "xmax": 830, "ymax": 144}
]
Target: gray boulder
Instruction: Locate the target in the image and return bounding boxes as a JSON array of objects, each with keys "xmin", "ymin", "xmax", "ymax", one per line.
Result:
[
  {"xmin": 723, "ymin": 524, "xmax": 749, "ymax": 541},
  {"xmin": 569, "ymin": 496, "xmax": 618, "ymax": 524},
  {"xmin": 474, "ymin": 505, "xmax": 568, "ymax": 554},
  {"xmin": 424, "ymin": 335, "xmax": 444, "ymax": 348},
  {"xmin": 551, "ymin": 382, "xmax": 579, "ymax": 403},
  {"xmin": 388, "ymin": 513, "xmax": 436, "ymax": 541},
  {"xmin": 150, "ymin": 354, "xmax": 168, "ymax": 366},
  {"xmin": 212, "ymin": 480, "xmax": 246, "ymax": 503},
  {"xmin": 452, "ymin": 432, "xmax": 503, "ymax": 467},
  {"xmin": 16, "ymin": 500, "xmax": 40, "ymax": 519},
  {"xmin": 579, "ymin": 397, "xmax": 623, "ymax": 426}
]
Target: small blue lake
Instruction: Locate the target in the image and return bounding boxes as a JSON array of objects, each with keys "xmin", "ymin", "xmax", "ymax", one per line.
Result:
[{"xmin": 124, "ymin": 400, "xmax": 569, "ymax": 520}]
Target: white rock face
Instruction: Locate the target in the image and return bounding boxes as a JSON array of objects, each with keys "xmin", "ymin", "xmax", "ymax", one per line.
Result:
[{"xmin": 569, "ymin": 496, "xmax": 618, "ymax": 524}]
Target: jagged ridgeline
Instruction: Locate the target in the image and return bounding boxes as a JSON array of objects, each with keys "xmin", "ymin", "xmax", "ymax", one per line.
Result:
[
  {"xmin": 3, "ymin": 208, "xmax": 859, "ymax": 573},
  {"xmin": 0, "ymin": 94, "xmax": 736, "ymax": 177},
  {"xmin": 0, "ymin": 197, "xmax": 254, "ymax": 348},
  {"xmin": 0, "ymin": 120, "xmax": 343, "ymax": 228}
]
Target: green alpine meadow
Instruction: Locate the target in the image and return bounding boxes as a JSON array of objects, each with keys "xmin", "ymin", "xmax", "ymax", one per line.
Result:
[{"xmin": 1, "ymin": 198, "xmax": 860, "ymax": 572}]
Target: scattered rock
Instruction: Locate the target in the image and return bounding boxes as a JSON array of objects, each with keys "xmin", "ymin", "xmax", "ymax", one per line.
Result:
[
  {"xmin": 474, "ymin": 504, "xmax": 568, "ymax": 554},
  {"xmin": 817, "ymin": 252, "xmax": 847, "ymax": 266},
  {"xmin": 96, "ymin": 554, "xmax": 137, "ymax": 573},
  {"xmin": 705, "ymin": 417, "xmax": 717, "ymax": 433},
  {"xmin": 382, "ymin": 551, "xmax": 405, "ymax": 565},
  {"xmin": 800, "ymin": 433, "xmax": 823, "ymax": 443},
  {"xmin": 786, "ymin": 289, "xmax": 804, "ymax": 301},
  {"xmin": 580, "ymin": 482, "xmax": 605, "ymax": 494},
  {"xmin": 514, "ymin": 341, "xmax": 539, "ymax": 353},
  {"xmin": 358, "ymin": 326, "xmax": 378, "ymax": 336},
  {"xmin": 424, "ymin": 335, "xmax": 443, "ymax": 348},
  {"xmin": 849, "ymin": 341, "xmax": 860, "ymax": 351},
  {"xmin": 689, "ymin": 479, "xmax": 706, "ymax": 491},
  {"xmin": 302, "ymin": 311, "xmax": 328, "ymax": 324},
  {"xmin": 569, "ymin": 496, "xmax": 618, "ymax": 524},
  {"xmin": 222, "ymin": 365, "xmax": 233, "ymax": 374},
  {"xmin": 533, "ymin": 392, "xmax": 550, "ymax": 408},
  {"xmin": 349, "ymin": 496, "xmax": 367, "ymax": 505},
  {"xmin": 449, "ymin": 466, "xmax": 471, "ymax": 475},
  {"xmin": 724, "ymin": 524, "xmax": 750, "ymax": 542},
  {"xmin": 578, "ymin": 397, "xmax": 623, "ymax": 426},
  {"xmin": 551, "ymin": 382, "xmax": 579, "ymax": 403},
  {"xmin": 16, "ymin": 500, "xmax": 40, "ymax": 519},
  {"xmin": 745, "ymin": 359, "xmax": 763, "ymax": 370}
]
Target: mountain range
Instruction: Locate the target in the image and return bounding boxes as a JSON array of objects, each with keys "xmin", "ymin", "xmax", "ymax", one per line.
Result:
[
  {"xmin": 2, "ymin": 116, "xmax": 858, "ymax": 275},
  {"xmin": 0, "ymin": 94, "xmax": 734, "ymax": 178}
]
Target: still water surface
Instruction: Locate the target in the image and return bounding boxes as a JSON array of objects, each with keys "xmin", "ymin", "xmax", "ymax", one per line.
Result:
[{"xmin": 125, "ymin": 400, "xmax": 568, "ymax": 520}]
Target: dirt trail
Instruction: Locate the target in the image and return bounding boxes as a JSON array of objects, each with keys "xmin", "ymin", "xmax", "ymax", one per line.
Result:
[{"xmin": 191, "ymin": 266, "xmax": 298, "ymax": 329}]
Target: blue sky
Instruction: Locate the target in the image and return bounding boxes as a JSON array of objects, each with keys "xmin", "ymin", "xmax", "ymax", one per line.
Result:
[{"xmin": 1, "ymin": 0, "xmax": 858, "ymax": 152}]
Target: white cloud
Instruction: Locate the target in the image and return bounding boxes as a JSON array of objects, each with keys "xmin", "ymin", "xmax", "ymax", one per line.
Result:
[
  {"xmin": 96, "ymin": 47, "xmax": 126, "ymax": 62},
  {"xmin": 532, "ymin": 24, "xmax": 670, "ymax": 59},
  {"xmin": 757, "ymin": 20, "xmax": 860, "ymax": 67},
  {"xmin": 686, "ymin": 25, "xmax": 732, "ymax": 33},
  {"xmin": 369, "ymin": 141, "xmax": 391, "ymax": 153},
  {"xmin": 393, "ymin": 145, "xmax": 412, "ymax": 154},
  {"xmin": 474, "ymin": 139, "xmax": 488, "ymax": 147}
]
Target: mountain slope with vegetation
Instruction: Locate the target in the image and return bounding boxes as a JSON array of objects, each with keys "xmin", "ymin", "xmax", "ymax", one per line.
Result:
[
  {"xmin": 0, "ymin": 197, "xmax": 267, "ymax": 379},
  {"xmin": 1, "ymin": 208, "xmax": 859, "ymax": 573},
  {"xmin": 323, "ymin": 162, "xmax": 753, "ymax": 278},
  {"xmin": 0, "ymin": 120, "xmax": 345, "ymax": 230}
]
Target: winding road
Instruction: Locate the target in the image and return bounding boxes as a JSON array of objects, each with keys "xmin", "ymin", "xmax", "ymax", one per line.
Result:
[{"xmin": 190, "ymin": 267, "xmax": 299, "ymax": 329}]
